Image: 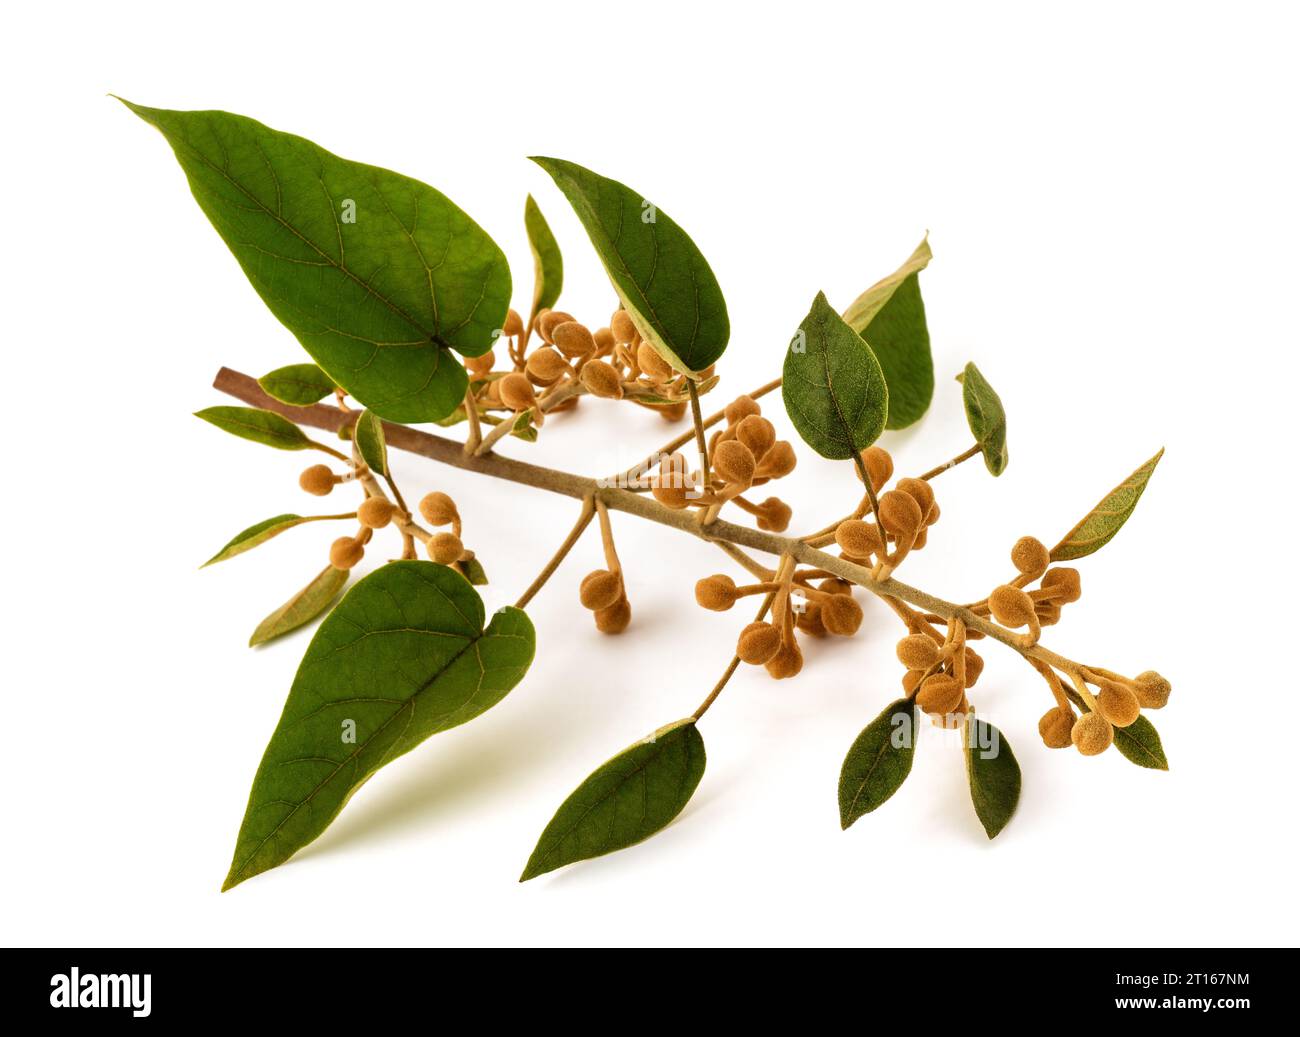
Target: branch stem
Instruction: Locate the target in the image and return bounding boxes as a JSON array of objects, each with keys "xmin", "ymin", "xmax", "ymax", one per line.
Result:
[{"xmin": 918, "ymin": 443, "xmax": 981, "ymax": 481}]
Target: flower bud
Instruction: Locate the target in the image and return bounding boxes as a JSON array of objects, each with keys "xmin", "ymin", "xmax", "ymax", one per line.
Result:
[
  {"xmin": 651, "ymin": 478, "xmax": 689, "ymax": 509},
  {"xmin": 357, "ymin": 496, "xmax": 395, "ymax": 529},
  {"xmin": 765, "ymin": 640, "xmax": 803, "ymax": 679},
  {"xmin": 755, "ymin": 441, "xmax": 796, "ymax": 479},
  {"xmin": 593, "ymin": 327, "xmax": 615, "ymax": 355},
  {"xmin": 579, "ymin": 569, "xmax": 622, "ymax": 611},
  {"xmin": 1011, "ymin": 536, "xmax": 1049, "ymax": 576},
  {"xmin": 988, "ymin": 584, "xmax": 1036, "ymax": 628},
  {"xmin": 579, "ymin": 360, "xmax": 624, "ymax": 399},
  {"xmin": 525, "ymin": 348, "xmax": 569, "ymax": 384},
  {"xmin": 466, "ymin": 351, "xmax": 495, "ymax": 377},
  {"xmin": 821, "ymin": 594, "xmax": 863, "ymax": 636},
  {"xmin": 755, "ymin": 497, "xmax": 792, "ymax": 532},
  {"xmin": 329, "ymin": 536, "xmax": 365, "ymax": 570},
  {"xmin": 878, "ymin": 490, "xmax": 923, "ymax": 539},
  {"xmin": 299, "ymin": 464, "xmax": 338, "ymax": 496},
  {"xmin": 502, "ymin": 309, "xmax": 524, "ymax": 337},
  {"xmin": 610, "ymin": 309, "xmax": 638, "ymax": 344},
  {"xmin": 1071, "ymin": 711, "xmax": 1114, "ymax": 756},
  {"xmin": 896, "ymin": 633, "xmax": 940, "ymax": 670},
  {"xmin": 896, "ymin": 477, "xmax": 935, "ymax": 525},
  {"xmin": 734, "ymin": 415, "xmax": 776, "ymax": 460},
  {"xmin": 427, "ymin": 532, "xmax": 463, "ymax": 565},
  {"xmin": 695, "ymin": 574, "xmax": 738, "ymax": 611},
  {"xmin": 537, "ymin": 310, "xmax": 575, "ymax": 343},
  {"xmin": 902, "ymin": 669, "xmax": 924, "ymax": 694},
  {"xmin": 595, "ymin": 597, "xmax": 632, "ymax": 634},
  {"xmin": 835, "ymin": 519, "xmax": 883, "ymax": 559},
  {"xmin": 1041, "ymin": 567, "xmax": 1082, "ymax": 603},
  {"xmin": 962, "ymin": 647, "xmax": 984, "ymax": 688},
  {"xmin": 796, "ymin": 603, "xmax": 826, "ymax": 637},
  {"xmin": 1096, "ymin": 679, "xmax": 1140, "ymax": 727},
  {"xmin": 724, "ymin": 395, "xmax": 761, "ymax": 425},
  {"xmin": 737, "ymin": 621, "xmax": 782, "ymax": 664},
  {"xmin": 1038, "ymin": 706, "xmax": 1076, "ymax": 749},
  {"xmin": 636, "ymin": 342, "xmax": 674, "ymax": 381},
  {"xmin": 917, "ymin": 673, "xmax": 964, "ymax": 715},
  {"xmin": 1134, "ymin": 670, "xmax": 1172, "ymax": 709},
  {"xmin": 858, "ymin": 446, "xmax": 894, "ymax": 492},
  {"xmin": 499, "ymin": 372, "xmax": 537, "ymax": 412},
  {"xmin": 713, "ymin": 440, "xmax": 756, "ymax": 487},
  {"xmin": 418, "ymin": 492, "xmax": 458, "ymax": 526},
  {"xmin": 552, "ymin": 321, "xmax": 596, "ymax": 359},
  {"xmin": 658, "ymin": 402, "xmax": 688, "ymax": 421}
]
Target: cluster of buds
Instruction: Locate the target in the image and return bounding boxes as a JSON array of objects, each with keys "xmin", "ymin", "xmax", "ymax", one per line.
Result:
[
  {"xmin": 896, "ymin": 621, "xmax": 984, "ymax": 728},
  {"xmin": 1037, "ymin": 665, "xmax": 1172, "ymax": 756},
  {"xmin": 975, "ymin": 536, "xmax": 1081, "ymax": 647},
  {"xmin": 577, "ymin": 568, "xmax": 631, "ymax": 634},
  {"xmin": 833, "ymin": 446, "xmax": 940, "ymax": 576}
]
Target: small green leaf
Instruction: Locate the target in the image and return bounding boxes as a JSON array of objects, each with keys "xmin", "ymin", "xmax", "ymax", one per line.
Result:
[
  {"xmin": 433, "ymin": 407, "xmax": 538, "ymax": 442},
  {"xmin": 521, "ymin": 719, "xmax": 705, "ymax": 881},
  {"xmin": 204, "ymin": 513, "xmax": 306, "ymax": 567},
  {"xmin": 531, "ymin": 156, "xmax": 729, "ymax": 375},
  {"xmin": 957, "ymin": 363, "xmax": 1008, "ymax": 475},
  {"xmin": 123, "ymin": 101, "xmax": 510, "ymax": 422},
  {"xmin": 839, "ymin": 698, "xmax": 917, "ymax": 829},
  {"xmin": 1113, "ymin": 715, "xmax": 1170, "ymax": 771},
  {"xmin": 226, "ymin": 561, "xmax": 536, "ymax": 889},
  {"xmin": 1050, "ymin": 449, "xmax": 1164, "ymax": 562},
  {"xmin": 842, "ymin": 237, "xmax": 934, "ymax": 430},
  {"xmin": 258, "ymin": 363, "xmax": 336, "ymax": 406},
  {"xmin": 782, "ymin": 291, "xmax": 889, "ymax": 459},
  {"xmin": 354, "ymin": 410, "xmax": 388, "ymax": 476},
  {"xmin": 195, "ymin": 406, "xmax": 311, "ymax": 451},
  {"xmin": 965, "ymin": 717, "xmax": 1021, "ymax": 838},
  {"xmin": 248, "ymin": 564, "xmax": 349, "ymax": 647},
  {"xmin": 524, "ymin": 194, "xmax": 563, "ymax": 322},
  {"xmin": 460, "ymin": 557, "xmax": 488, "ymax": 586}
]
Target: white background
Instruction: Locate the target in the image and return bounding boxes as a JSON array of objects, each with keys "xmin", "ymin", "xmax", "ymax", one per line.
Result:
[{"xmin": 4, "ymin": 1, "xmax": 1297, "ymax": 947}]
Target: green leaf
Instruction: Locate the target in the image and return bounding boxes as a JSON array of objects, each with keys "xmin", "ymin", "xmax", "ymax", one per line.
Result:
[
  {"xmin": 123, "ymin": 101, "xmax": 510, "ymax": 422},
  {"xmin": 257, "ymin": 363, "xmax": 336, "ymax": 406},
  {"xmin": 965, "ymin": 717, "xmax": 1021, "ymax": 839},
  {"xmin": 1050, "ymin": 449, "xmax": 1164, "ymax": 562},
  {"xmin": 782, "ymin": 291, "xmax": 889, "ymax": 459},
  {"xmin": 460, "ymin": 557, "xmax": 488, "ymax": 586},
  {"xmin": 248, "ymin": 564, "xmax": 349, "ymax": 647},
  {"xmin": 226, "ymin": 561, "xmax": 535, "ymax": 889},
  {"xmin": 195, "ymin": 406, "xmax": 311, "ymax": 451},
  {"xmin": 521, "ymin": 719, "xmax": 705, "ymax": 881},
  {"xmin": 354, "ymin": 410, "xmax": 388, "ymax": 476},
  {"xmin": 204, "ymin": 513, "xmax": 306, "ymax": 567},
  {"xmin": 531, "ymin": 156, "xmax": 729, "ymax": 375},
  {"xmin": 842, "ymin": 237, "xmax": 934, "ymax": 430},
  {"xmin": 838, "ymin": 698, "xmax": 917, "ymax": 829},
  {"xmin": 1113, "ymin": 715, "xmax": 1170, "ymax": 771},
  {"xmin": 957, "ymin": 363, "xmax": 1008, "ymax": 475},
  {"xmin": 524, "ymin": 194, "xmax": 563, "ymax": 322}
]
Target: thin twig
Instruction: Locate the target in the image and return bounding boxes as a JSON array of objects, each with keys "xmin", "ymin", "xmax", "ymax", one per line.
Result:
[
  {"xmin": 515, "ymin": 495, "xmax": 597, "ymax": 610},
  {"xmin": 918, "ymin": 443, "xmax": 981, "ymax": 481}
]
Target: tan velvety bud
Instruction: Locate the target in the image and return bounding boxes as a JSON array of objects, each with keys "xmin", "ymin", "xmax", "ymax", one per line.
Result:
[
  {"xmin": 427, "ymin": 532, "xmax": 463, "ymax": 565},
  {"xmin": 765, "ymin": 640, "xmax": 803, "ymax": 680},
  {"xmin": 595, "ymin": 597, "xmax": 632, "ymax": 634},
  {"xmin": 734, "ymin": 415, "xmax": 776, "ymax": 460},
  {"xmin": 835, "ymin": 519, "xmax": 883, "ymax": 559},
  {"xmin": 821, "ymin": 594, "xmax": 863, "ymax": 636},
  {"xmin": 820, "ymin": 578, "xmax": 854, "ymax": 596},
  {"xmin": 724, "ymin": 395, "xmax": 761, "ymax": 425},
  {"xmin": 902, "ymin": 669, "xmax": 924, "ymax": 694},
  {"xmin": 912, "ymin": 527, "xmax": 929, "ymax": 550},
  {"xmin": 859, "ymin": 446, "xmax": 894, "ymax": 492},
  {"xmin": 896, "ymin": 633, "xmax": 940, "ymax": 670},
  {"xmin": 636, "ymin": 342, "xmax": 674, "ymax": 381},
  {"xmin": 610, "ymin": 309, "xmax": 638, "ymax": 344},
  {"xmin": 1011, "ymin": 535, "xmax": 1049, "ymax": 576},
  {"xmin": 1038, "ymin": 706, "xmax": 1076, "ymax": 749},
  {"xmin": 896, "ymin": 477, "xmax": 935, "ymax": 524},
  {"xmin": 878, "ymin": 490, "xmax": 923, "ymax": 538},
  {"xmin": 651, "ymin": 478, "xmax": 689, "ymax": 509},
  {"xmin": 499, "ymin": 372, "xmax": 537, "ymax": 412},
  {"xmin": 756, "ymin": 440, "xmax": 796, "ymax": 479},
  {"xmin": 502, "ymin": 309, "xmax": 524, "ymax": 336},
  {"xmin": 713, "ymin": 440, "xmax": 756, "ymax": 487},
  {"xmin": 755, "ymin": 497, "xmax": 792, "ymax": 532},
  {"xmin": 658, "ymin": 402, "xmax": 688, "ymax": 421},
  {"xmin": 299, "ymin": 464, "xmax": 338, "ymax": 496},
  {"xmin": 537, "ymin": 310, "xmax": 575, "ymax": 343},
  {"xmin": 579, "ymin": 360, "xmax": 624, "ymax": 399},
  {"xmin": 988, "ymin": 584, "xmax": 1036, "ymax": 628},
  {"xmin": 1041, "ymin": 567, "xmax": 1082, "ymax": 603},
  {"xmin": 525, "ymin": 348, "xmax": 569, "ymax": 384},
  {"xmin": 1036, "ymin": 601, "xmax": 1062, "ymax": 626},
  {"xmin": 963, "ymin": 648, "xmax": 984, "ymax": 688},
  {"xmin": 357, "ymin": 496, "xmax": 395, "ymax": 529},
  {"xmin": 796, "ymin": 603, "xmax": 826, "ymax": 637},
  {"xmin": 737, "ymin": 621, "xmax": 783, "ymax": 664},
  {"xmin": 329, "ymin": 536, "xmax": 365, "ymax": 570},
  {"xmin": 579, "ymin": 569, "xmax": 622, "ymax": 611},
  {"xmin": 1134, "ymin": 670, "xmax": 1172, "ymax": 709},
  {"xmin": 1072, "ymin": 711, "xmax": 1114, "ymax": 756},
  {"xmin": 917, "ymin": 673, "xmax": 964, "ymax": 715},
  {"xmin": 593, "ymin": 327, "xmax": 615, "ymax": 355},
  {"xmin": 695, "ymin": 574, "xmax": 738, "ymax": 611},
  {"xmin": 552, "ymin": 321, "xmax": 596, "ymax": 358},
  {"xmin": 466, "ymin": 351, "xmax": 495, "ymax": 377},
  {"xmin": 418, "ymin": 491, "xmax": 458, "ymax": 526},
  {"xmin": 1096, "ymin": 679, "xmax": 1141, "ymax": 727}
]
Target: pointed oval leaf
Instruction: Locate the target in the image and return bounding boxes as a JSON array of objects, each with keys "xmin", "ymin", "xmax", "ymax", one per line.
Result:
[
  {"xmin": 460, "ymin": 557, "xmax": 489, "ymax": 586},
  {"xmin": 958, "ymin": 362, "xmax": 1008, "ymax": 475},
  {"xmin": 524, "ymin": 194, "xmax": 563, "ymax": 322},
  {"xmin": 225, "ymin": 561, "xmax": 536, "ymax": 889},
  {"xmin": 965, "ymin": 717, "xmax": 1021, "ymax": 839},
  {"xmin": 354, "ymin": 410, "xmax": 388, "ymax": 477},
  {"xmin": 204, "ymin": 513, "xmax": 306, "ymax": 567},
  {"xmin": 1050, "ymin": 449, "xmax": 1164, "ymax": 561},
  {"xmin": 521, "ymin": 719, "xmax": 705, "ymax": 881},
  {"xmin": 843, "ymin": 237, "xmax": 934, "ymax": 430},
  {"xmin": 258, "ymin": 363, "xmax": 336, "ymax": 406},
  {"xmin": 1113, "ymin": 714, "xmax": 1170, "ymax": 771},
  {"xmin": 123, "ymin": 101, "xmax": 510, "ymax": 422},
  {"xmin": 783, "ymin": 291, "xmax": 889, "ymax": 459},
  {"xmin": 531, "ymin": 157, "xmax": 729, "ymax": 375},
  {"xmin": 248, "ymin": 564, "xmax": 349, "ymax": 647},
  {"xmin": 839, "ymin": 698, "xmax": 917, "ymax": 829},
  {"xmin": 195, "ymin": 406, "xmax": 311, "ymax": 451}
]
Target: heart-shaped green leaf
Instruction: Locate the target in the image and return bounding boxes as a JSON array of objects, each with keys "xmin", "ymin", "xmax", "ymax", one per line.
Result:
[
  {"xmin": 195, "ymin": 406, "xmax": 311, "ymax": 451},
  {"xmin": 521, "ymin": 719, "xmax": 705, "ymax": 880},
  {"xmin": 257, "ymin": 363, "xmax": 336, "ymax": 406},
  {"xmin": 783, "ymin": 291, "xmax": 889, "ymax": 459},
  {"xmin": 1050, "ymin": 449, "xmax": 1164, "ymax": 562},
  {"xmin": 225, "ymin": 561, "xmax": 535, "ymax": 889},
  {"xmin": 843, "ymin": 237, "xmax": 934, "ymax": 430},
  {"xmin": 204, "ymin": 513, "xmax": 306, "ymax": 567},
  {"xmin": 524, "ymin": 194, "xmax": 563, "ymax": 323},
  {"xmin": 123, "ymin": 101, "xmax": 511, "ymax": 422},
  {"xmin": 839, "ymin": 697, "xmax": 917, "ymax": 829},
  {"xmin": 354, "ymin": 410, "xmax": 388, "ymax": 476},
  {"xmin": 248, "ymin": 564, "xmax": 349, "ymax": 647},
  {"xmin": 531, "ymin": 157, "xmax": 729, "ymax": 375},
  {"xmin": 965, "ymin": 717, "xmax": 1021, "ymax": 839},
  {"xmin": 957, "ymin": 363, "xmax": 1008, "ymax": 475}
]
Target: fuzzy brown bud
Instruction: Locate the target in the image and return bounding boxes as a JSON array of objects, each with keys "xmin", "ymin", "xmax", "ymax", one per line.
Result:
[
  {"xmin": 427, "ymin": 532, "xmax": 463, "ymax": 565},
  {"xmin": 1011, "ymin": 536, "xmax": 1049, "ymax": 576},
  {"xmin": 636, "ymin": 342, "xmax": 674, "ymax": 381},
  {"xmin": 418, "ymin": 492, "xmax": 458, "ymax": 526},
  {"xmin": 537, "ymin": 310, "xmax": 575, "ymax": 343},
  {"xmin": 713, "ymin": 440, "xmax": 756, "ymax": 487},
  {"xmin": 593, "ymin": 327, "xmax": 615, "ymax": 355},
  {"xmin": 878, "ymin": 490, "xmax": 923, "ymax": 538},
  {"xmin": 579, "ymin": 569, "xmax": 622, "ymax": 612},
  {"xmin": 737, "ymin": 621, "xmax": 782, "ymax": 665},
  {"xmin": 724, "ymin": 395, "xmax": 761, "ymax": 425},
  {"xmin": 896, "ymin": 477, "xmax": 935, "ymax": 525},
  {"xmin": 357, "ymin": 496, "xmax": 395, "ymax": 529},
  {"xmin": 1133, "ymin": 670, "xmax": 1172, "ymax": 709},
  {"xmin": 502, "ymin": 309, "xmax": 524, "ymax": 337},
  {"xmin": 755, "ymin": 440, "xmax": 796, "ymax": 479},
  {"xmin": 552, "ymin": 321, "xmax": 596, "ymax": 359},
  {"xmin": 499, "ymin": 372, "xmax": 537, "ymax": 412},
  {"xmin": 299, "ymin": 464, "xmax": 338, "ymax": 496},
  {"xmin": 754, "ymin": 497, "xmax": 792, "ymax": 532},
  {"xmin": 917, "ymin": 673, "xmax": 964, "ymax": 715},
  {"xmin": 765, "ymin": 640, "xmax": 803, "ymax": 680},
  {"xmin": 896, "ymin": 633, "xmax": 941, "ymax": 670},
  {"xmin": 1038, "ymin": 706, "xmax": 1076, "ymax": 749},
  {"xmin": 610, "ymin": 309, "xmax": 638, "ymax": 344},
  {"xmin": 821, "ymin": 593, "xmax": 863, "ymax": 636},
  {"xmin": 1071, "ymin": 711, "xmax": 1114, "ymax": 756},
  {"xmin": 858, "ymin": 446, "xmax": 894, "ymax": 492},
  {"xmin": 525, "ymin": 348, "xmax": 569, "ymax": 384},
  {"xmin": 962, "ymin": 648, "xmax": 985, "ymax": 688},
  {"xmin": 1041, "ymin": 567, "xmax": 1082, "ymax": 603},
  {"xmin": 734, "ymin": 415, "xmax": 776, "ymax": 460},
  {"xmin": 988, "ymin": 584, "xmax": 1036, "ymax": 628},
  {"xmin": 595, "ymin": 597, "xmax": 632, "ymax": 634},
  {"xmin": 329, "ymin": 536, "xmax": 365, "ymax": 570},
  {"xmin": 835, "ymin": 519, "xmax": 883, "ymax": 559},
  {"xmin": 695, "ymin": 574, "xmax": 739, "ymax": 611},
  {"xmin": 1096, "ymin": 679, "xmax": 1141, "ymax": 727},
  {"xmin": 579, "ymin": 360, "xmax": 624, "ymax": 399}
]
